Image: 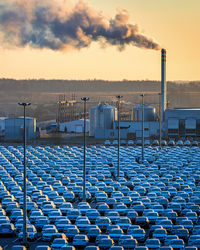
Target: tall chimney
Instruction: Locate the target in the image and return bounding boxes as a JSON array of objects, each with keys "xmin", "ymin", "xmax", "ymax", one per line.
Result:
[{"xmin": 161, "ymin": 48, "xmax": 166, "ymax": 120}]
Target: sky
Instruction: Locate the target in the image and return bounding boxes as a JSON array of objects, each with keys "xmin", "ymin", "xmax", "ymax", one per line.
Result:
[{"xmin": 0, "ymin": 0, "xmax": 199, "ymax": 81}]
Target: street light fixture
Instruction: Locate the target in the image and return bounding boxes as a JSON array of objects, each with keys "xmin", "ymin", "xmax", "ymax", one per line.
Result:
[
  {"xmin": 81, "ymin": 97, "xmax": 89, "ymax": 202},
  {"xmin": 140, "ymin": 94, "xmax": 144, "ymax": 163},
  {"xmin": 18, "ymin": 102, "xmax": 31, "ymax": 246},
  {"xmin": 116, "ymin": 95, "xmax": 123, "ymax": 179}
]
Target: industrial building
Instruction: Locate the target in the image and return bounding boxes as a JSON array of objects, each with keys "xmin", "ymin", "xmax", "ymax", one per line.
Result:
[
  {"xmin": 0, "ymin": 117, "xmax": 6, "ymax": 137},
  {"xmin": 165, "ymin": 108, "xmax": 200, "ymax": 138},
  {"xmin": 59, "ymin": 119, "xmax": 89, "ymax": 133},
  {"xmin": 90, "ymin": 49, "xmax": 200, "ymax": 140},
  {"xmin": 91, "ymin": 103, "xmax": 160, "ymax": 140},
  {"xmin": 91, "ymin": 105, "xmax": 200, "ymax": 140},
  {"xmin": 5, "ymin": 117, "xmax": 37, "ymax": 140}
]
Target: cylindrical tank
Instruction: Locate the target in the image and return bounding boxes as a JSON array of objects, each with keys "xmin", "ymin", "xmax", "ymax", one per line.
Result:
[
  {"xmin": 89, "ymin": 103, "xmax": 115, "ymax": 136},
  {"xmin": 89, "ymin": 106, "xmax": 97, "ymax": 137},
  {"xmin": 133, "ymin": 105, "xmax": 156, "ymax": 122}
]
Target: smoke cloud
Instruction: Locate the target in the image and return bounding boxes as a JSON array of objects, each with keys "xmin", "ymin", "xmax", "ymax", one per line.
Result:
[{"xmin": 0, "ymin": 0, "xmax": 161, "ymax": 51}]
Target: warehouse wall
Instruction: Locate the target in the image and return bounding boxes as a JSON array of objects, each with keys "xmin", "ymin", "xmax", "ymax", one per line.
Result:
[
  {"xmin": 5, "ymin": 117, "xmax": 36, "ymax": 140},
  {"xmin": 59, "ymin": 119, "xmax": 89, "ymax": 133}
]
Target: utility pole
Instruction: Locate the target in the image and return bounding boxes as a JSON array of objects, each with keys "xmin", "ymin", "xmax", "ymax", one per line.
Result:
[
  {"xmin": 81, "ymin": 97, "xmax": 89, "ymax": 201},
  {"xmin": 18, "ymin": 102, "xmax": 31, "ymax": 246}
]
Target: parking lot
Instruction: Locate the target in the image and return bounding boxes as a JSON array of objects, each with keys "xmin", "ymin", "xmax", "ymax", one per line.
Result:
[{"xmin": 0, "ymin": 144, "xmax": 200, "ymax": 249}]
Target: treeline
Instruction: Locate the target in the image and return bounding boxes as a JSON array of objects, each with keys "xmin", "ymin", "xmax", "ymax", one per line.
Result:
[{"xmin": 0, "ymin": 78, "xmax": 199, "ymax": 93}]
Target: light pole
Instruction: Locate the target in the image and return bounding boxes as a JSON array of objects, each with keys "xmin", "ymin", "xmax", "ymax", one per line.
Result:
[
  {"xmin": 81, "ymin": 97, "xmax": 89, "ymax": 202},
  {"xmin": 116, "ymin": 95, "xmax": 123, "ymax": 179},
  {"xmin": 18, "ymin": 102, "xmax": 31, "ymax": 245},
  {"xmin": 140, "ymin": 94, "xmax": 144, "ymax": 163},
  {"xmin": 158, "ymin": 93, "xmax": 162, "ymax": 150}
]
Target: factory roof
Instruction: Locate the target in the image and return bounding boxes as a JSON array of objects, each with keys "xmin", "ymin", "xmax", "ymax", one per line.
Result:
[
  {"xmin": 174, "ymin": 108, "xmax": 200, "ymax": 111},
  {"xmin": 18, "ymin": 117, "xmax": 35, "ymax": 120},
  {"xmin": 5, "ymin": 117, "xmax": 35, "ymax": 120},
  {"xmin": 165, "ymin": 108, "xmax": 200, "ymax": 119}
]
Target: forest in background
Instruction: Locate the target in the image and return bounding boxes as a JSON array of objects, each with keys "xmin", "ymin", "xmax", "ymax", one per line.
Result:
[{"xmin": 1, "ymin": 79, "xmax": 200, "ymax": 121}]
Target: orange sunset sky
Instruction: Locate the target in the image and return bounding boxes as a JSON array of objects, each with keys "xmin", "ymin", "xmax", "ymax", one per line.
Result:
[{"xmin": 0, "ymin": 0, "xmax": 199, "ymax": 81}]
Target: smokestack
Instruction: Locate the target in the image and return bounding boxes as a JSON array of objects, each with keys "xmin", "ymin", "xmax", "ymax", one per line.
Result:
[{"xmin": 161, "ymin": 48, "xmax": 166, "ymax": 120}]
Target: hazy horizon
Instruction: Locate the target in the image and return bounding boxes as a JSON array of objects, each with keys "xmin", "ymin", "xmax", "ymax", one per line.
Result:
[{"xmin": 0, "ymin": 78, "xmax": 199, "ymax": 83}]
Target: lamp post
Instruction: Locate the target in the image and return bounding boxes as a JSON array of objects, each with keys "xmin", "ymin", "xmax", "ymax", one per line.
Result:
[
  {"xmin": 140, "ymin": 94, "xmax": 144, "ymax": 163},
  {"xmin": 116, "ymin": 95, "xmax": 123, "ymax": 179},
  {"xmin": 81, "ymin": 97, "xmax": 89, "ymax": 202},
  {"xmin": 158, "ymin": 93, "xmax": 162, "ymax": 150},
  {"xmin": 18, "ymin": 102, "xmax": 31, "ymax": 245}
]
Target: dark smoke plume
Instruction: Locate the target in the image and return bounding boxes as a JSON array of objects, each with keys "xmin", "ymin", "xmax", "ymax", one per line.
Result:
[{"xmin": 0, "ymin": 0, "xmax": 161, "ymax": 51}]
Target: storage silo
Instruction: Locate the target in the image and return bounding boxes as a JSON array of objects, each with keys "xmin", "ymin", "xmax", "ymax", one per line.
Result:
[
  {"xmin": 133, "ymin": 105, "xmax": 156, "ymax": 122},
  {"xmin": 89, "ymin": 103, "xmax": 115, "ymax": 136},
  {"xmin": 89, "ymin": 106, "xmax": 97, "ymax": 137}
]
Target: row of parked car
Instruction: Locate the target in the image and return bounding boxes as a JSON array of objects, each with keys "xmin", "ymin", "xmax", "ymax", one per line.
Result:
[
  {"xmin": 105, "ymin": 139, "xmax": 199, "ymax": 147},
  {"xmin": 0, "ymin": 144, "xmax": 200, "ymax": 249}
]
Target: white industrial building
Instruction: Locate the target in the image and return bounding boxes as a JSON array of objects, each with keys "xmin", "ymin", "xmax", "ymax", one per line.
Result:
[
  {"xmin": 91, "ymin": 105, "xmax": 200, "ymax": 140},
  {"xmin": 164, "ymin": 108, "xmax": 200, "ymax": 138},
  {"xmin": 90, "ymin": 49, "xmax": 200, "ymax": 140},
  {"xmin": 59, "ymin": 119, "xmax": 89, "ymax": 133},
  {"xmin": 94, "ymin": 121, "xmax": 160, "ymax": 139},
  {"xmin": 89, "ymin": 102, "xmax": 161, "ymax": 139}
]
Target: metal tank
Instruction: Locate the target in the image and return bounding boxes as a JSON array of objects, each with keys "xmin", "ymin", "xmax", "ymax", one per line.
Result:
[
  {"xmin": 89, "ymin": 103, "xmax": 115, "ymax": 136},
  {"xmin": 89, "ymin": 106, "xmax": 97, "ymax": 137},
  {"xmin": 133, "ymin": 105, "xmax": 156, "ymax": 122}
]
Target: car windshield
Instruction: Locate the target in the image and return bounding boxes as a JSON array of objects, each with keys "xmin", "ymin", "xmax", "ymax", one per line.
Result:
[
  {"xmin": 1, "ymin": 224, "xmax": 11, "ymax": 229},
  {"xmin": 54, "ymin": 239, "xmax": 65, "ymax": 243},
  {"xmin": 27, "ymin": 227, "xmax": 34, "ymax": 232},
  {"xmin": 46, "ymin": 229, "xmax": 56, "ymax": 233}
]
